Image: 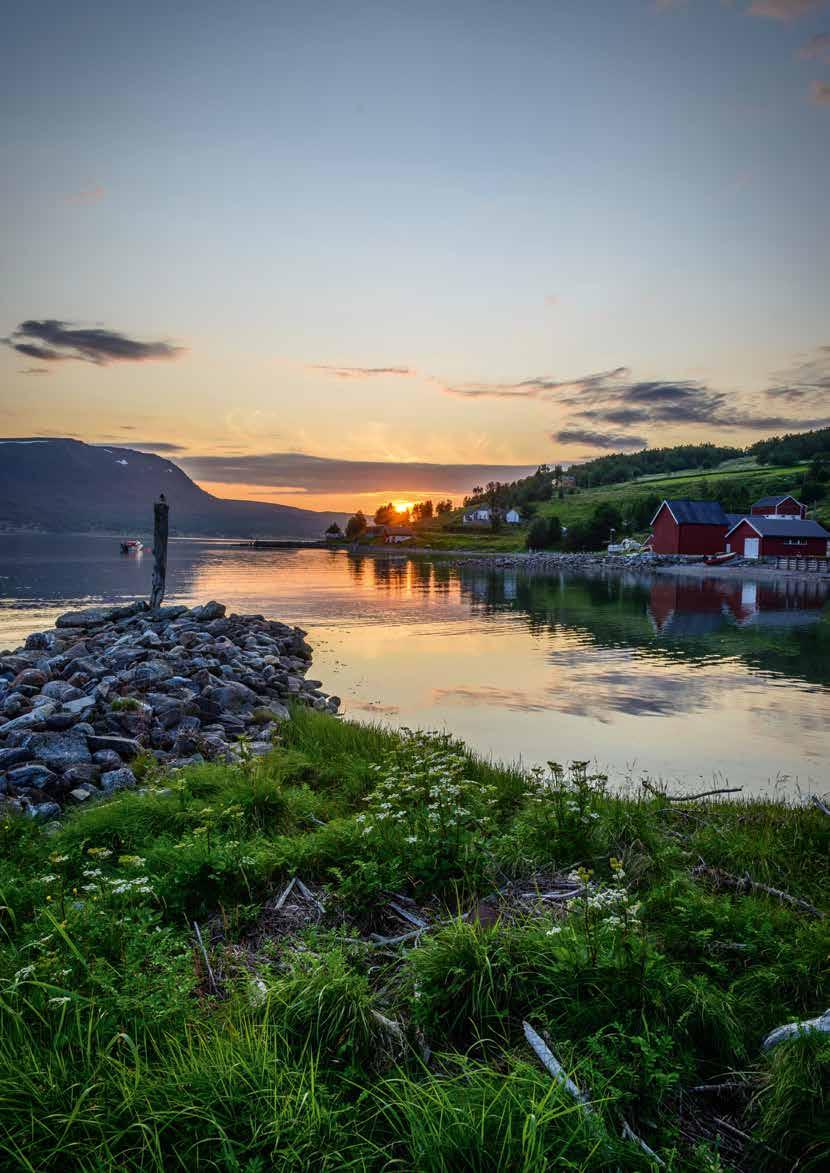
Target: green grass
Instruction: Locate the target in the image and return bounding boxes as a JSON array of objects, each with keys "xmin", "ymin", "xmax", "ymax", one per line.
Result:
[{"xmin": 0, "ymin": 709, "xmax": 827, "ymax": 1169}]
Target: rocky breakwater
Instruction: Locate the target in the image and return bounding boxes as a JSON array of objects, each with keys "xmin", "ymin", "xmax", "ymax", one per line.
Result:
[{"xmin": 0, "ymin": 601, "xmax": 340, "ymax": 819}]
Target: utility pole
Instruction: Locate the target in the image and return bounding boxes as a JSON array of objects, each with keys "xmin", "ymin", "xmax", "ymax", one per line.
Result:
[{"xmin": 150, "ymin": 493, "xmax": 169, "ymax": 610}]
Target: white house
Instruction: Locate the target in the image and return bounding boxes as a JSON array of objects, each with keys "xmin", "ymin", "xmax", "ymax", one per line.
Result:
[
  {"xmin": 505, "ymin": 508, "xmax": 521, "ymax": 525},
  {"xmin": 462, "ymin": 507, "xmax": 492, "ymax": 525}
]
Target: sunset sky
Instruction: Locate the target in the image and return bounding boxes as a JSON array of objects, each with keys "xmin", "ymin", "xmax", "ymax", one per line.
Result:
[{"xmin": 2, "ymin": 0, "xmax": 829, "ymax": 513}]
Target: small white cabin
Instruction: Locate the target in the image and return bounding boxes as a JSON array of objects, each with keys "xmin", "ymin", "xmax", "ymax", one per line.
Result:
[{"xmin": 505, "ymin": 509, "xmax": 521, "ymax": 525}]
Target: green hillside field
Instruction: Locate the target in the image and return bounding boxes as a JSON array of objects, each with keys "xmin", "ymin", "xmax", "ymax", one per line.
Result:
[{"xmin": 415, "ymin": 461, "xmax": 818, "ymax": 552}]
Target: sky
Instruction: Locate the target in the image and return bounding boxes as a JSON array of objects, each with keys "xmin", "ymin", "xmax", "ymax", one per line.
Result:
[{"xmin": 1, "ymin": 0, "xmax": 829, "ymax": 513}]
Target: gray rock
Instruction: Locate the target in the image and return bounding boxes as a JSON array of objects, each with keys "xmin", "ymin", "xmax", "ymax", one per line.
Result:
[
  {"xmin": 87, "ymin": 734, "xmax": 141, "ymax": 759},
  {"xmin": 100, "ymin": 767, "xmax": 136, "ymax": 793},
  {"xmin": 24, "ymin": 631, "xmax": 50, "ymax": 651},
  {"xmin": 28, "ymin": 731, "xmax": 92, "ymax": 770},
  {"xmin": 62, "ymin": 694, "xmax": 97, "ymax": 717},
  {"xmin": 7, "ymin": 763, "xmax": 59, "ymax": 789},
  {"xmin": 68, "ymin": 787, "xmax": 93, "ymax": 803},
  {"xmin": 92, "ymin": 748, "xmax": 122, "ymax": 769},
  {"xmin": 0, "ymin": 702, "xmax": 56, "ymax": 736},
  {"xmin": 56, "ymin": 602, "xmax": 147, "ymax": 628},
  {"xmin": 2, "ymin": 692, "xmax": 29, "ymax": 718},
  {"xmin": 0, "ymin": 746, "xmax": 33, "ymax": 768},
  {"xmin": 28, "ymin": 801, "xmax": 62, "ymax": 821},
  {"xmin": 131, "ymin": 659, "xmax": 173, "ymax": 685},
  {"xmin": 192, "ymin": 600, "xmax": 226, "ymax": 621},
  {"xmin": 63, "ymin": 763, "xmax": 101, "ymax": 786},
  {"xmin": 41, "ymin": 680, "xmax": 84, "ymax": 703},
  {"xmin": 44, "ymin": 713, "xmax": 82, "ymax": 732}
]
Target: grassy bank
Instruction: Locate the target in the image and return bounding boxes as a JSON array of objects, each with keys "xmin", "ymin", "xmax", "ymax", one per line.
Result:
[{"xmin": 0, "ymin": 710, "xmax": 827, "ymax": 1170}]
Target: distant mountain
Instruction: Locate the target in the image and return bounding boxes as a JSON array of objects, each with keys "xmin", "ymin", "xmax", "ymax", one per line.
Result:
[{"xmin": 0, "ymin": 438, "xmax": 348, "ymax": 537}]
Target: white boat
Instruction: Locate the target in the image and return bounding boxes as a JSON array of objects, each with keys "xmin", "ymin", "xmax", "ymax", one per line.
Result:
[{"xmin": 120, "ymin": 539, "xmax": 144, "ymax": 554}]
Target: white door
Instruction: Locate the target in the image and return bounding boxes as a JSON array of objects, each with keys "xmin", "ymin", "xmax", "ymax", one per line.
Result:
[{"xmin": 744, "ymin": 537, "xmax": 760, "ymax": 559}]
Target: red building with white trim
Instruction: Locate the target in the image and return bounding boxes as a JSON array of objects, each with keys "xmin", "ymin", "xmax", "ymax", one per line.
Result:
[
  {"xmin": 750, "ymin": 495, "xmax": 805, "ymax": 519},
  {"xmin": 725, "ymin": 516, "xmax": 830, "ymax": 559},
  {"xmin": 649, "ymin": 499, "xmax": 730, "ymax": 555}
]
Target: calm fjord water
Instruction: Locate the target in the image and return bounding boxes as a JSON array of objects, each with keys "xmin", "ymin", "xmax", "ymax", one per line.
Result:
[{"xmin": 1, "ymin": 535, "xmax": 828, "ymax": 795}]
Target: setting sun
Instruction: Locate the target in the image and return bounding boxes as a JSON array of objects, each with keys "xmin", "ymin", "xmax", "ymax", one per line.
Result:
[{"xmin": 393, "ymin": 501, "xmax": 413, "ymax": 513}]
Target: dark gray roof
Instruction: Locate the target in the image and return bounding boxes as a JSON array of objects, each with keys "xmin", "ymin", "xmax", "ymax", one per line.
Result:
[
  {"xmin": 726, "ymin": 516, "xmax": 829, "ymax": 538},
  {"xmin": 753, "ymin": 494, "xmax": 801, "ymax": 507},
  {"xmin": 658, "ymin": 499, "xmax": 730, "ymax": 526},
  {"xmin": 725, "ymin": 513, "xmax": 746, "ymax": 527}
]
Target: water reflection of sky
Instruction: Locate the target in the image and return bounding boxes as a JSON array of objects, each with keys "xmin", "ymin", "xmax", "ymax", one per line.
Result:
[{"xmin": 1, "ymin": 536, "xmax": 828, "ymax": 795}]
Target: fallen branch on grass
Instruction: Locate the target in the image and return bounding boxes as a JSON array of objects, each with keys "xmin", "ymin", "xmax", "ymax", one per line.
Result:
[
  {"xmin": 523, "ymin": 1022, "xmax": 665, "ymax": 1165},
  {"xmin": 193, "ymin": 921, "xmax": 218, "ymax": 994},
  {"xmin": 522, "ymin": 1021, "xmax": 593, "ymax": 1114},
  {"xmin": 691, "ymin": 865, "xmax": 826, "ymax": 920},
  {"xmin": 762, "ymin": 1009, "xmax": 830, "ymax": 1052},
  {"xmin": 621, "ymin": 1118, "xmax": 666, "ymax": 1168},
  {"xmin": 389, "ymin": 900, "xmax": 429, "ymax": 929},
  {"xmin": 642, "ymin": 779, "xmax": 743, "ymax": 802}
]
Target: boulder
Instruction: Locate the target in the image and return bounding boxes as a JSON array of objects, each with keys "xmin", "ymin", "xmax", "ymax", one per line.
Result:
[
  {"xmin": 0, "ymin": 702, "xmax": 56, "ymax": 736},
  {"xmin": 63, "ymin": 763, "xmax": 102, "ymax": 786},
  {"xmin": 28, "ymin": 731, "xmax": 92, "ymax": 770},
  {"xmin": 87, "ymin": 734, "xmax": 142, "ymax": 759},
  {"xmin": 7, "ymin": 763, "xmax": 59, "ymax": 789},
  {"xmin": 100, "ymin": 767, "xmax": 136, "ymax": 793},
  {"xmin": 92, "ymin": 748, "xmax": 122, "ymax": 770},
  {"xmin": 12, "ymin": 668, "xmax": 48, "ymax": 690},
  {"xmin": 0, "ymin": 746, "xmax": 33, "ymax": 768},
  {"xmin": 192, "ymin": 601, "xmax": 226, "ymax": 621},
  {"xmin": 56, "ymin": 602, "xmax": 147, "ymax": 629},
  {"xmin": 40, "ymin": 680, "xmax": 84, "ymax": 703}
]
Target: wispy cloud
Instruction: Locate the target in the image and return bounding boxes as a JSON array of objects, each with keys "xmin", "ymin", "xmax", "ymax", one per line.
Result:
[
  {"xmin": 64, "ymin": 184, "xmax": 105, "ymax": 204},
  {"xmin": 554, "ymin": 427, "xmax": 648, "ymax": 451},
  {"xmin": 811, "ymin": 79, "xmax": 830, "ymax": 101},
  {"xmin": 747, "ymin": 0, "xmax": 826, "ymax": 21},
  {"xmin": 96, "ymin": 440, "xmax": 187, "ymax": 453},
  {"xmin": 308, "ymin": 363, "xmax": 417, "ymax": 380},
  {"xmin": 441, "ymin": 367, "xmax": 630, "ymax": 400},
  {"xmin": 799, "ymin": 31, "xmax": 830, "ymax": 59},
  {"xmin": 3, "ymin": 320, "xmax": 185, "ymax": 365}
]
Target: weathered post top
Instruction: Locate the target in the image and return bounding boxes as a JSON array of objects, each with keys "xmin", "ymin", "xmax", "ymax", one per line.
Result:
[{"xmin": 150, "ymin": 493, "xmax": 170, "ymax": 611}]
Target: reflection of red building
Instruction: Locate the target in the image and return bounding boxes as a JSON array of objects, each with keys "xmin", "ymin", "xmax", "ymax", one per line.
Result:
[
  {"xmin": 648, "ymin": 577, "xmax": 827, "ymax": 633},
  {"xmin": 649, "ymin": 500, "xmax": 729, "ymax": 555}
]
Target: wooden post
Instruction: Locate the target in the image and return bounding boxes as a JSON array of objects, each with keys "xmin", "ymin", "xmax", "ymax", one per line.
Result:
[{"xmin": 150, "ymin": 494, "xmax": 169, "ymax": 610}]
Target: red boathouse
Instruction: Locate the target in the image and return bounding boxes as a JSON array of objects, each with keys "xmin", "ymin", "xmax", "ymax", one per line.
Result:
[
  {"xmin": 649, "ymin": 499, "xmax": 730, "ymax": 555},
  {"xmin": 750, "ymin": 495, "xmax": 805, "ymax": 519},
  {"xmin": 725, "ymin": 516, "xmax": 830, "ymax": 559}
]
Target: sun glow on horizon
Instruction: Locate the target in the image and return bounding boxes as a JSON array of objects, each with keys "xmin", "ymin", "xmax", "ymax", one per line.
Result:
[{"xmin": 393, "ymin": 501, "xmax": 414, "ymax": 513}]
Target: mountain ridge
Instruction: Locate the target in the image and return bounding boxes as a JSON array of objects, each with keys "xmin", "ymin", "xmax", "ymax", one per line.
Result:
[{"xmin": 0, "ymin": 438, "xmax": 348, "ymax": 537}]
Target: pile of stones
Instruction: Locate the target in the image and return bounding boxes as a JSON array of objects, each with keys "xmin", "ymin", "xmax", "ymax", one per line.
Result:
[{"xmin": 0, "ymin": 600, "xmax": 339, "ymax": 819}]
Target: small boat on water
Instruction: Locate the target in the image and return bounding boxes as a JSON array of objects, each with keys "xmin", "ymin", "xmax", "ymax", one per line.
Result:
[
  {"xmin": 704, "ymin": 551, "xmax": 736, "ymax": 566},
  {"xmin": 120, "ymin": 539, "xmax": 144, "ymax": 554}
]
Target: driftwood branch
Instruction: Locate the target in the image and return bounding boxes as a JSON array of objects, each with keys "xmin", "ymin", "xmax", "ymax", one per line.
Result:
[
  {"xmin": 762, "ymin": 1009, "xmax": 830, "ymax": 1052},
  {"xmin": 295, "ymin": 877, "xmax": 325, "ymax": 913},
  {"xmin": 621, "ymin": 1118, "xmax": 665, "ymax": 1168},
  {"xmin": 389, "ymin": 900, "xmax": 428, "ymax": 929},
  {"xmin": 811, "ymin": 794, "xmax": 830, "ymax": 818},
  {"xmin": 193, "ymin": 921, "xmax": 218, "ymax": 994},
  {"xmin": 641, "ymin": 778, "xmax": 742, "ymax": 802},
  {"xmin": 274, "ymin": 876, "xmax": 296, "ymax": 910},
  {"xmin": 691, "ymin": 865, "xmax": 826, "ymax": 920},
  {"xmin": 522, "ymin": 1021, "xmax": 593, "ymax": 1114}
]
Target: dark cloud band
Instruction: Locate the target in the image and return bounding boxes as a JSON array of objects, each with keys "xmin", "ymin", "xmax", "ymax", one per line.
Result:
[{"xmin": 4, "ymin": 319, "xmax": 184, "ymax": 365}]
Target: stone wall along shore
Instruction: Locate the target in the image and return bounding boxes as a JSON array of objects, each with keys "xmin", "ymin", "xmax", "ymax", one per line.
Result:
[{"xmin": 0, "ymin": 601, "xmax": 339, "ymax": 820}]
